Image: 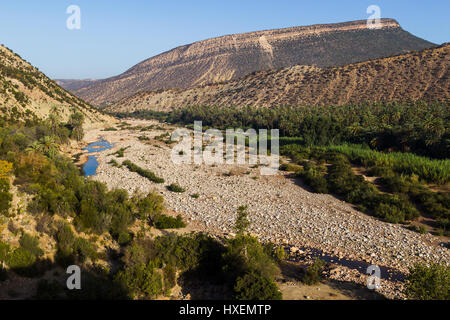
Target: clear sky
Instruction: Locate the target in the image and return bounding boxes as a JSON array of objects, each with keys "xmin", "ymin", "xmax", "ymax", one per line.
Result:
[{"xmin": 1, "ymin": 0, "xmax": 448, "ymax": 79}]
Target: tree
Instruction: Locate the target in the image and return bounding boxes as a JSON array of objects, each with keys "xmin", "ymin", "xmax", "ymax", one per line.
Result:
[
  {"xmin": 69, "ymin": 111, "xmax": 85, "ymax": 141},
  {"xmin": 234, "ymin": 271, "xmax": 282, "ymax": 300},
  {"xmin": 26, "ymin": 137, "xmax": 60, "ymax": 158},
  {"xmin": 48, "ymin": 105, "xmax": 61, "ymax": 136},
  {"xmin": 233, "ymin": 205, "xmax": 250, "ymax": 235},
  {"xmin": 38, "ymin": 136, "xmax": 60, "ymax": 158}
]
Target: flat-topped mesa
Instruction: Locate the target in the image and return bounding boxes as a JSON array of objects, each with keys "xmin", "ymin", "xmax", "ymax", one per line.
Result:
[
  {"xmin": 129, "ymin": 19, "xmax": 402, "ymax": 72},
  {"xmin": 61, "ymin": 19, "xmax": 434, "ymax": 106}
]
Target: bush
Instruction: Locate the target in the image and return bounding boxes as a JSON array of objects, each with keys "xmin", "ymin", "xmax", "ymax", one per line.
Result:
[
  {"xmin": 0, "ymin": 179, "xmax": 12, "ymax": 216},
  {"xmin": 302, "ymin": 259, "xmax": 325, "ymax": 285},
  {"xmin": 7, "ymin": 247, "xmax": 37, "ymax": 276},
  {"xmin": 136, "ymin": 192, "xmax": 165, "ymax": 220},
  {"xmin": 163, "ymin": 265, "xmax": 177, "ymax": 295},
  {"xmin": 153, "ymin": 214, "xmax": 186, "ymax": 229},
  {"xmin": 19, "ymin": 233, "xmax": 44, "ymax": 258},
  {"xmin": 122, "ymin": 160, "xmax": 164, "ymax": 183},
  {"xmin": 234, "ymin": 271, "xmax": 282, "ymax": 300},
  {"xmin": 167, "ymin": 183, "xmax": 186, "ymax": 193},
  {"xmin": 114, "ymin": 264, "xmax": 163, "ymax": 298},
  {"xmin": 300, "ymin": 167, "xmax": 328, "ymax": 193},
  {"xmin": 406, "ymin": 264, "xmax": 450, "ymax": 300}
]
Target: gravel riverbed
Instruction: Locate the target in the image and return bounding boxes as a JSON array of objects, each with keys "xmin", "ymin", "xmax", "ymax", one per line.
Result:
[{"xmin": 83, "ymin": 120, "xmax": 450, "ymax": 300}]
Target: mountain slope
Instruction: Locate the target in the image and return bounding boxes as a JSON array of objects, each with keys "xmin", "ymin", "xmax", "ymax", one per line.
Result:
[
  {"xmin": 62, "ymin": 19, "xmax": 436, "ymax": 106},
  {"xmin": 106, "ymin": 44, "xmax": 450, "ymax": 112},
  {"xmin": 0, "ymin": 45, "xmax": 113, "ymax": 128}
]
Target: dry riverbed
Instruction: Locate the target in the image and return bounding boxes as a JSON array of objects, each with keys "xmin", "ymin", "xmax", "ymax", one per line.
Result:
[{"xmin": 79, "ymin": 119, "xmax": 450, "ymax": 300}]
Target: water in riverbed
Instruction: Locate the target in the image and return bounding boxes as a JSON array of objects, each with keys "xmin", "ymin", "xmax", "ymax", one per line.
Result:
[{"xmin": 82, "ymin": 140, "xmax": 114, "ymax": 177}]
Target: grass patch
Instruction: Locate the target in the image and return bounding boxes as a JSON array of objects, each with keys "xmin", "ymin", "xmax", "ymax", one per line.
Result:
[
  {"xmin": 122, "ymin": 160, "xmax": 164, "ymax": 184},
  {"xmin": 167, "ymin": 183, "xmax": 185, "ymax": 193}
]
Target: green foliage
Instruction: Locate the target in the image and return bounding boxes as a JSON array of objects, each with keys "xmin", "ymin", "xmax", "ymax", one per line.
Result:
[
  {"xmin": 302, "ymin": 259, "xmax": 325, "ymax": 285},
  {"xmin": 0, "ymin": 179, "xmax": 12, "ymax": 216},
  {"xmin": 166, "ymin": 183, "xmax": 185, "ymax": 193},
  {"xmin": 115, "ymin": 264, "xmax": 163, "ymax": 298},
  {"xmin": 122, "ymin": 160, "xmax": 165, "ymax": 183},
  {"xmin": 234, "ymin": 271, "xmax": 282, "ymax": 300},
  {"xmin": 135, "ymin": 191, "xmax": 165, "ymax": 220},
  {"xmin": 233, "ymin": 205, "xmax": 250, "ymax": 235},
  {"xmin": 163, "ymin": 265, "xmax": 177, "ymax": 295},
  {"xmin": 406, "ymin": 263, "xmax": 450, "ymax": 300},
  {"xmin": 19, "ymin": 233, "xmax": 43, "ymax": 258},
  {"xmin": 165, "ymin": 102, "xmax": 449, "ymax": 159},
  {"xmin": 68, "ymin": 112, "xmax": 84, "ymax": 141},
  {"xmin": 6, "ymin": 247, "xmax": 36, "ymax": 275},
  {"xmin": 54, "ymin": 222, "xmax": 98, "ymax": 265},
  {"xmin": 152, "ymin": 214, "xmax": 186, "ymax": 229},
  {"xmin": 111, "ymin": 147, "xmax": 129, "ymax": 158}
]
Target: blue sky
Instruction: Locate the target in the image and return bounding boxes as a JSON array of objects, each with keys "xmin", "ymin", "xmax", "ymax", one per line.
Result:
[{"xmin": 0, "ymin": 0, "xmax": 448, "ymax": 79}]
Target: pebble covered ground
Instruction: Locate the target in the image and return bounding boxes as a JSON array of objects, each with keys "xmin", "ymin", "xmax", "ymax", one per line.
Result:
[{"xmin": 83, "ymin": 120, "xmax": 450, "ymax": 300}]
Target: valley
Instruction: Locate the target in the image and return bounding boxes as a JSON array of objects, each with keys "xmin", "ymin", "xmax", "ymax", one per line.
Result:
[
  {"xmin": 73, "ymin": 119, "xmax": 449, "ymax": 300},
  {"xmin": 0, "ymin": 9, "xmax": 449, "ymax": 303}
]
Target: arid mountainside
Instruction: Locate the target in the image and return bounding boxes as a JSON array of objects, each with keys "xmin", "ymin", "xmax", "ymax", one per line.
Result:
[
  {"xmin": 61, "ymin": 19, "xmax": 435, "ymax": 106},
  {"xmin": 0, "ymin": 45, "xmax": 113, "ymax": 128},
  {"xmin": 107, "ymin": 44, "xmax": 449, "ymax": 113},
  {"xmin": 55, "ymin": 78, "xmax": 99, "ymax": 91}
]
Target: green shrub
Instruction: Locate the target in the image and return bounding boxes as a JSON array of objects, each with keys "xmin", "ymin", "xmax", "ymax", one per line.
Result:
[
  {"xmin": 114, "ymin": 264, "xmax": 163, "ymax": 298},
  {"xmin": 163, "ymin": 265, "xmax": 177, "ymax": 295},
  {"xmin": 302, "ymin": 259, "xmax": 325, "ymax": 285},
  {"xmin": 136, "ymin": 192, "xmax": 165, "ymax": 220},
  {"xmin": 406, "ymin": 264, "xmax": 450, "ymax": 300},
  {"xmin": 153, "ymin": 214, "xmax": 186, "ymax": 229},
  {"xmin": 122, "ymin": 160, "xmax": 164, "ymax": 183},
  {"xmin": 0, "ymin": 179, "xmax": 12, "ymax": 216},
  {"xmin": 19, "ymin": 233, "xmax": 44, "ymax": 258},
  {"xmin": 7, "ymin": 247, "xmax": 36, "ymax": 275},
  {"xmin": 74, "ymin": 238, "xmax": 98, "ymax": 262},
  {"xmin": 300, "ymin": 167, "xmax": 328, "ymax": 193},
  {"xmin": 167, "ymin": 183, "xmax": 185, "ymax": 193},
  {"xmin": 234, "ymin": 271, "xmax": 282, "ymax": 300}
]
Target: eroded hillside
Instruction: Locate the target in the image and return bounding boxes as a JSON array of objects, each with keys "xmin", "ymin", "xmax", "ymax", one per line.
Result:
[
  {"xmin": 0, "ymin": 45, "xmax": 113, "ymax": 128},
  {"xmin": 62, "ymin": 19, "xmax": 435, "ymax": 106},
  {"xmin": 107, "ymin": 44, "xmax": 449, "ymax": 113}
]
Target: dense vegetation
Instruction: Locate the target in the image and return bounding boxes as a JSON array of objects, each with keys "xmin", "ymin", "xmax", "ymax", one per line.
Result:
[
  {"xmin": 0, "ymin": 113, "xmax": 284, "ymax": 300},
  {"xmin": 163, "ymin": 102, "xmax": 449, "ymax": 159},
  {"xmin": 406, "ymin": 263, "xmax": 450, "ymax": 300},
  {"xmin": 281, "ymin": 144, "xmax": 449, "ymax": 230},
  {"xmin": 114, "ymin": 102, "xmax": 449, "ymax": 231}
]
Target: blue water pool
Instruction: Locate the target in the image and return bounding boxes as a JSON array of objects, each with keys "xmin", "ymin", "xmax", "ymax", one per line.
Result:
[{"xmin": 82, "ymin": 140, "xmax": 114, "ymax": 177}]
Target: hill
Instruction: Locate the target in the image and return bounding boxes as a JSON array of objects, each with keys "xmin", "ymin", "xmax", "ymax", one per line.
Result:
[
  {"xmin": 106, "ymin": 44, "xmax": 449, "ymax": 113},
  {"xmin": 0, "ymin": 45, "xmax": 113, "ymax": 128},
  {"xmin": 60, "ymin": 19, "xmax": 435, "ymax": 106}
]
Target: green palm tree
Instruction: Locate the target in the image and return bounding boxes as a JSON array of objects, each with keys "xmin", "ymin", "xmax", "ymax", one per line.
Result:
[
  {"xmin": 48, "ymin": 105, "xmax": 61, "ymax": 135},
  {"xmin": 39, "ymin": 136, "xmax": 60, "ymax": 158},
  {"xmin": 26, "ymin": 137, "xmax": 59, "ymax": 158}
]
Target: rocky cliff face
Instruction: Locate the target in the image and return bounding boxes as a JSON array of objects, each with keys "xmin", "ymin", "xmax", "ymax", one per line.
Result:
[
  {"xmin": 0, "ymin": 45, "xmax": 112, "ymax": 128},
  {"xmin": 62, "ymin": 19, "xmax": 435, "ymax": 106},
  {"xmin": 106, "ymin": 44, "xmax": 450, "ymax": 112}
]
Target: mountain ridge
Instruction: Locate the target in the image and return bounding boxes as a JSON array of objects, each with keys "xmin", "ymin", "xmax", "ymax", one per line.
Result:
[
  {"xmin": 58, "ymin": 19, "xmax": 436, "ymax": 106},
  {"xmin": 106, "ymin": 44, "xmax": 450, "ymax": 113}
]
